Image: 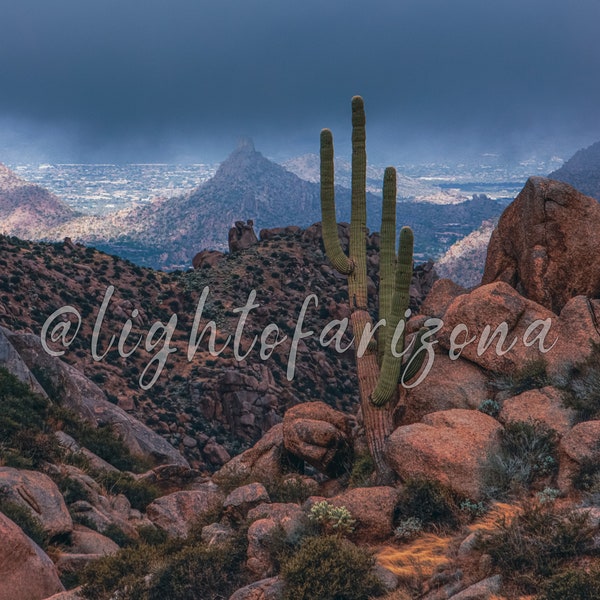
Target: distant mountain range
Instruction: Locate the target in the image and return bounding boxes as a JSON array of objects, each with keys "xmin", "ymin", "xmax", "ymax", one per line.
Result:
[
  {"xmin": 1, "ymin": 139, "xmax": 507, "ymax": 269},
  {"xmin": 549, "ymin": 140, "xmax": 600, "ymax": 200}
]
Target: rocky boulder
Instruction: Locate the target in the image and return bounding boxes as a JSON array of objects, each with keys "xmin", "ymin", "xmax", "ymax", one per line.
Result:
[
  {"xmin": 482, "ymin": 177, "xmax": 600, "ymax": 313},
  {"xmin": 192, "ymin": 249, "xmax": 224, "ymax": 269},
  {"xmin": 385, "ymin": 409, "xmax": 503, "ymax": 499},
  {"xmin": 0, "ymin": 467, "xmax": 72, "ymax": 537},
  {"xmin": 146, "ymin": 482, "xmax": 224, "ymax": 537},
  {"xmin": 229, "ymin": 577, "xmax": 284, "ymax": 600},
  {"xmin": 229, "ymin": 220, "xmax": 259, "ymax": 252},
  {"xmin": 328, "ymin": 486, "xmax": 400, "ymax": 542},
  {"xmin": 557, "ymin": 420, "xmax": 600, "ymax": 493},
  {"xmin": 437, "ymin": 281, "xmax": 557, "ymax": 374},
  {"xmin": 283, "ymin": 402, "xmax": 353, "ymax": 477},
  {"xmin": 0, "ymin": 511, "xmax": 65, "ymax": 600},
  {"xmin": 498, "ymin": 386, "xmax": 576, "ymax": 437}
]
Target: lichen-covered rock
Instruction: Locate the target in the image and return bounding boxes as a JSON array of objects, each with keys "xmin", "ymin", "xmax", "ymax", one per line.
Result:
[
  {"xmin": 386, "ymin": 409, "xmax": 503, "ymax": 499},
  {"xmin": 229, "ymin": 576, "xmax": 284, "ymax": 600},
  {"xmin": 283, "ymin": 401, "xmax": 353, "ymax": 477},
  {"xmin": 482, "ymin": 177, "xmax": 600, "ymax": 313},
  {"xmin": 223, "ymin": 482, "xmax": 270, "ymax": 521},
  {"xmin": 0, "ymin": 511, "xmax": 65, "ymax": 600}
]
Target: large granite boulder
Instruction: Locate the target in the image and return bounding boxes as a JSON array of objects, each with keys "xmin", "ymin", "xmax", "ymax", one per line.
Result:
[
  {"xmin": 385, "ymin": 409, "xmax": 503, "ymax": 499},
  {"xmin": 0, "ymin": 512, "xmax": 65, "ymax": 600},
  {"xmin": 482, "ymin": 177, "xmax": 600, "ymax": 313}
]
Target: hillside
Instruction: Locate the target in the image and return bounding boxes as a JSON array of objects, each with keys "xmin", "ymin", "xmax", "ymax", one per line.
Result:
[
  {"xmin": 549, "ymin": 140, "xmax": 600, "ymax": 200},
  {"xmin": 2, "ymin": 142, "xmax": 507, "ymax": 270},
  {"xmin": 0, "ymin": 163, "xmax": 77, "ymax": 238}
]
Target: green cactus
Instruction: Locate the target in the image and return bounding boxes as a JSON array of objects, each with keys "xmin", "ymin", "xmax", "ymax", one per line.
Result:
[{"xmin": 320, "ymin": 96, "xmax": 426, "ymax": 483}]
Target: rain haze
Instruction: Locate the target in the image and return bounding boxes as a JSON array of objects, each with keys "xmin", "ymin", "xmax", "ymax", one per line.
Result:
[{"xmin": 1, "ymin": 0, "xmax": 599, "ymax": 164}]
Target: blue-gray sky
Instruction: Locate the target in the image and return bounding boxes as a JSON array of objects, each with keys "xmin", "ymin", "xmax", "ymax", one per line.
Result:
[{"xmin": 1, "ymin": 0, "xmax": 599, "ymax": 163}]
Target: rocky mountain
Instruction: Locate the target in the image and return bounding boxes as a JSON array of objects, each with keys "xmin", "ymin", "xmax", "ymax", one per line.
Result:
[
  {"xmin": 283, "ymin": 153, "xmax": 467, "ymax": 203},
  {"xmin": 0, "ymin": 163, "xmax": 77, "ymax": 238},
  {"xmin": 1, "ymin": 141, "xmax": 507, "ymax": 269},
  {"xmin": 548, "ymin": 140, "xmax": 600, "ymax": 200},
  {"xmin": 435, "ymin": 219, "xmax": 496, "ymax": 288}
]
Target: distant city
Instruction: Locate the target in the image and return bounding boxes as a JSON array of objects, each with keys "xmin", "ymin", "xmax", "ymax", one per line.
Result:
[{"xmin": 7, "ymin": 151, "xmax": 564, "ymax": 216}]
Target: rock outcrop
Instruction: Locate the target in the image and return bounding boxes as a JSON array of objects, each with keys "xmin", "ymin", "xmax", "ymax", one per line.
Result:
[
  {"xmin": 0, "ymin": 512, "xmax": 65, "ymax": 600},
  {"xmin": 282, "ymin": 402, "xmax": 353, "ymax": 477},
  {"xmin": 228, "ymin": 220, "xmax": 259, "ymax": 253},
  {"xmin": 385, "ymin": 409, "xmax": 503, "ymax": 499},
  {"xmin": 482, "ymin": 177, "xmax": 600, "ymax": 313}
]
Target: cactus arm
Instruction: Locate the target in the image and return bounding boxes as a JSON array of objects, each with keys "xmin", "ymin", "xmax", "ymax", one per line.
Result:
[
  {"xmin": 378, "ymin": 166, "xmax": 397, "ymax": 364},
  {"xmin": 320, "ymin": 129, "xmax": 353, "ymax": 275},
  {"xmin": 400, "ymin": 326, "xmax": 430, "ymax": 384},
  {"xmin": 348, "ymin": 96, "xmax": 368, "ymax": 311},
  {"xmin": 371, "ymin": 226, "xmax": 414, "ymax": 406}
]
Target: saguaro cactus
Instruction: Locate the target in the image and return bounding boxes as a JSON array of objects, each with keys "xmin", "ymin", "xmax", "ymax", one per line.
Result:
[{"xmin": 320, "ymin": 96, "xmax": 425, "ymax": 483}]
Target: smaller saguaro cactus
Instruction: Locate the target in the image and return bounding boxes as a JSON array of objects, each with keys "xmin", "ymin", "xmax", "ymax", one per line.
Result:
[{"xmin": 320, "ymin": 96, "xmax": 427, "ymax": 482}]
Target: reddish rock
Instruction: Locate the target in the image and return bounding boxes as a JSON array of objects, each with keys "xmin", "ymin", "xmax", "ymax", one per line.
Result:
[
  {"xmin": 0, "ymin": 511, "xmax": 65, "ymax": 600},
  {"xmin": 557, "ymin": 420, "xmax": 600, "ymax": 493},
  {"xmin": 498, "ymin": 386, "xmax": 576, "ymax": 437},
  {"xmin": 545, "ymin": 296, "xmax": 600, "ymax": 379},
  {"xmin": 329, "ymin": 486, "xmax": 400, "ymax": 542},
  {"xmin": 404, "ymin": 353, "xmax": 488, "ymax": 424},
  {"xmin": 146, "ymin": 482, "xmax": 224, "ymax": 537},
  {"xmin": 69, "ymin": 524, "xmax": 120, "ymax": 555},
  {"xmin": 385, "ymin": 409, "xmax": 503, "ymax": 499},
  {"xmin": 437, "ymin": 281, "xmax": 557, "ymax": 374},
  {"xmin": 283, "ymin": 401, "xmax": 353, "ymax": 477},
  {"xmin": 192, "ymin": 249, "xmax": 224, "ymax": 269},
  {"xmin": 246, "ymin": 518, "xmax": 278, "ymax": 578},
  {"xmin": 213, "ymin": 424, "xmax": 285, "ymax": 485},
  {"xmin": 482, "ymin": 177, "xmax": 600, "ymax": 313},
  {"xmin": 0, "ymin": 467, "xmax": 72, "ymax": 537},
  {"xmin": 420, "ymin": 278, "xmax": 467, "ymax": 319},
  {"xmin": 223, "ymin": 483, "xmax": 270, "ymax": 521},
  {"xmin": 229, "ymin": 220, "xmax": 259, "ymax": 252},
  {"xmin": 229, "ymin": 577, "xmax": 284, "ymax": 600}
]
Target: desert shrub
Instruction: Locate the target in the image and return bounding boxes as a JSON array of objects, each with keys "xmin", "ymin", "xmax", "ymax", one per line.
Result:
[
  {"xmin": 146, "ymin": 538, "xmax": 247, "ymax": 600},
  {"xmin": 559, "ymin": 342, "xmax": 600, "ymax": 421},
  {"xmin": 0, "ymin": 494, "xmax": 48, "ymax": 548},
  {"xmin": 137, "ymin": 524, "xmax": 169, "ymax": 546},
  {"xmin": 394, "ymin": 478, "xmax": 461, "ymax": 531},
  {"xmin": 348, "ymin": 451, "xmax": 375, "ymax": 487},
  {"xmin": 308, "ymin": 501, "xmax": 356, "ymax": 536},
  {"xmin": 55, "ymin": 475, "xmax": 93, "ymax": 504},
  {"xmin": 478, "ymin": 501, "xmax": 595, "ymax": 592},
  {"xmin": 394, "ymin": 517, "xmax": 423, "ymax": 541},
  {"xmin": 280, "ymin": 535, "xmax": 383, "ymax": 600},
  {"xmin": 492, "ymin": 358, "xmax": 548, "ymax": 396},
  {"xmin": 482, "ymin": 420, "xmax": 559, "ymax": 499},
  {"xmin": 539, "ymin": 566, "xmax": 600, "ymax": 600},
  {"xmin": 459, "ymin": 499, "xmax": 487, "ymax": 519},
  {"xmin": 478, "ymin": 398, "xmax": 501, "ymax": 418},
  {"xmin": 49, "ymin": 406, "xmax": 150, "ymax": 472},
  {"xmin": 0, "ymin": 367, "xmax": 61, "ymax": 467},
  {"xmin": 94, "ymin": 470, "xmax": 159, "ymax": 511},
  {"xmin": 80, "ymin": 544, "xmax": 159, "ymax": 599},
  {"xmin": 102, "ymin": 523, "xmax": 136, "ymax": 547},
  {"xmin": 266, "ymin": 475, "xmax": 313, "ymax": 504}
]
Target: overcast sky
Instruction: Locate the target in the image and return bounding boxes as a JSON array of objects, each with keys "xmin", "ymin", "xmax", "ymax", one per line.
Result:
[{"xmin": 1, "ymin": 0, "xmax": 599, "ymax": 164}]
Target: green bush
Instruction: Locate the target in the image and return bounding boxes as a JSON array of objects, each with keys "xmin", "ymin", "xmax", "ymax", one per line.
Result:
[
  {"xmin": 95, "ymin": 470, "xmax": 159, "ymax": 511},
  {"xmin": 394, "ymin": 478, "xmax": 461, "ymax": 530},
  {"xmin": 560, "ymin": 342, "xmax": 600, "ymax": 421},
  {"xmin": 348, "ymin": 451, "xmax": 375, "ymax": 487},
  {"xmin": 539, "ymin": 566, "xmax": 600, "ymax": 600},
  {"xmin": 482, "ymin": 420, "xmax": 559, "ymax": 499},
  {"xmin": 147, "ymin": 538, "xmax": 247, "ymax": 600},
  {"xmin": 492, "ymin": 358, "xmax": 548, "ymax": 396},
  {"xmin": 0, "ymin": 495, "xmax": 48, "ymax": 549},
  {"xmin": 478, "ymin": 501, "xmax": 595, "ymax": 593},
  {"xmin": 280, "ymin": 535, "xmax": 383, "ymax": 600}
]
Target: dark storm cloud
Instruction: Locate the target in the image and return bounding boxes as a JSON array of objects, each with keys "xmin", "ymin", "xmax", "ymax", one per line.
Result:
[{"xmin": 1, "ymin": 0, "xmax": 599, "ymax": 161}]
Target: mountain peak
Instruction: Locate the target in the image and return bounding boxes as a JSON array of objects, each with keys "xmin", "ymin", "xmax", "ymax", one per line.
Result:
[{"xmin": 236, "ymin": 136, "xmax": 255, "ymax": 152}]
